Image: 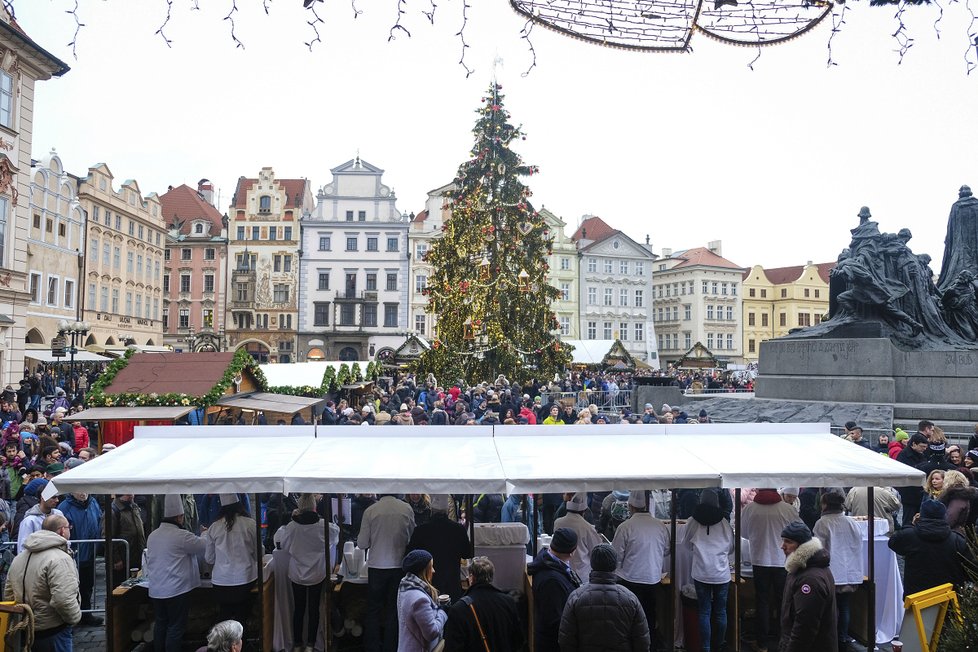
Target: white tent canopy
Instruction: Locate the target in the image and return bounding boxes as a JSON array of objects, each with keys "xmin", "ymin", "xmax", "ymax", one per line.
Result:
[
  {"xmin": 561, "ymin": 339, "xmax": 616, "ymax": 365},
  {"xmin": 50, "ymin": 423, "xmax": 924, "ymax": 495},
  {"xmin": 25, "ymin": 349, "xmax": 112, "ymax": 363},
  {"xmin": 259, "ymin": 361, "xmax": 372, "ymax": 388}
]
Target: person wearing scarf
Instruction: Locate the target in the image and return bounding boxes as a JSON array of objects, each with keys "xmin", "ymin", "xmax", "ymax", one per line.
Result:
[{"xmin": 396, "ymin": 549, "xmax": 447, "ymax": 652}]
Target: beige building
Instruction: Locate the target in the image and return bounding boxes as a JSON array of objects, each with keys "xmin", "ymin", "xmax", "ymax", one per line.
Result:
[
  {"xmin": 652, "ymin": 241, "xmax": 745, "ymax": 366},
  {"xmin": 541, "ymin": 208, "xmax": 580, "ymax": 340},
  {"xmin": 226, "ymin": 167, "xmax": 313, "ymax": 364},
  {"xmin": 0, "ymin": 13, "xmax": 69, "ymax": 385},
  {"xmin": 77, "ymin": 164, "xmax": 166, "ymax": 348},
  {"xmin": 741, "ymin": 261, "xmax": 834, "ymax": 362},
  {"xmin": 407, "ymin": 182, "xmax": 452, "ymax": 340},
  {"xmin": 25, "ymin": 151, "xmax": 85, "ymax": 350}
]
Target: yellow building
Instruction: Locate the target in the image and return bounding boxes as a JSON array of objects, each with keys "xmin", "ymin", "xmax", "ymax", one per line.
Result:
[{"xmin": 741, "ymin": 261, "xmax": 834, "ymax": 362}]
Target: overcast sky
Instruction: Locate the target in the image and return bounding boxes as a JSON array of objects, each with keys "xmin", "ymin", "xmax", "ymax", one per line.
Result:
[{"xmin": 16, "ymin": 0, "xmax": 978, "ymax": 269}]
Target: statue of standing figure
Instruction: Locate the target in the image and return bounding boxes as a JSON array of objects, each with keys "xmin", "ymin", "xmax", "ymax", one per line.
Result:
[{"xmin": 938, "ymin": 185, "xmax": 978, "ymax": 291}]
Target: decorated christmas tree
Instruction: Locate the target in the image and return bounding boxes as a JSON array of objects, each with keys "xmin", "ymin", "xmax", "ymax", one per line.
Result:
[{"xmin": 416, "ymin": 82, "xmax": 571, "ymax": 385}]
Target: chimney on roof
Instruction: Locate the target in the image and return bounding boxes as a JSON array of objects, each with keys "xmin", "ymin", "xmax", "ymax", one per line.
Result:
[
  {"xmin": 662, "ymin": 247, "xmax": 672, "ymax": 258},
  {"xmin": 198, "ymin": 178, "xmax": 215, "ymax": 207},
  {"xmin": 707, "ymin": 240, "xmax": 722, "ymax": 255},
  {"xmin": 581, "ymin": 227, "xmax": 587, "ymax": 239},
  {"xmin": 807, "ymin": 260, "xmax": 813, "ymax": 266}
]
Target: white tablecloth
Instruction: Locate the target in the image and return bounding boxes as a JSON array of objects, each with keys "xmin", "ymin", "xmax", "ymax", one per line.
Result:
[
  {"xmin": 863, "ymin": 535, "xmax": 903, "ymax": 645},
  {"xmin": 272, "ymin": 549, "xmax": 327, "ymax": 652},
  {"xmin": 854, "ymin": 517, "xmax": 890, "ymax": 537}
]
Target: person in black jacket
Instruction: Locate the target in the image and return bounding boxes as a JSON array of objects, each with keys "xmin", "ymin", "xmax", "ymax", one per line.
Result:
[
  {"xmin": 558, "ymin": 544, "xmax": 650, "ymax": 652},
  {"xmin": 779, "ymin": 522, "xmax": 838, "ymax": 652},
  {"xmin": 888, "ymin": 499, "xmax": 974, "ymax": 598},
  {"xmin": 443, "ymin": 557, "xmax": 523, "ymax": 652},
  {"xmin": 527, "ymin": 527, "xmax": 581, "ymax": 652},
  {"xmin": 407, "ymin": 494, "xmax": 470, "ymax": 601},
  {"xmin": 896, "ymin": 434, "xmax": 930, "ymax": 527}
]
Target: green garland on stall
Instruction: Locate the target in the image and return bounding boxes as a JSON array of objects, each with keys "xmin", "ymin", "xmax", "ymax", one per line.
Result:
[
  {"xmin": 87, "ymin": 348, "xmax": 269, "ymax": 409},
  {"xmin": 266, "ymin": 385, "xmax": 322, "ymax": 397}
]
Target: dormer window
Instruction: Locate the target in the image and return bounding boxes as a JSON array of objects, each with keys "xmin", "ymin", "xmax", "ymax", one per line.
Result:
[
  {"xmin": 259, "ymin": 195, "xmax": 271, "ymax": 213},
  {"xmin": 194, "ymin": 223, "xmax": 205, "ymax": 234}
]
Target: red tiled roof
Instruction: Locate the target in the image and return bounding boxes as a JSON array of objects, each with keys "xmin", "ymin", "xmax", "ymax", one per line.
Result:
[
  {"xmin": 746, "ymin": 262, "xmax": 835, "ymax": 284},
  {"xmin": 571, "ymin": 216, "xmax": 617, "ymax": 242},
  {"xmin": 671, "ymin": 247, "xmax": 743, "ymax": 270},
  {"xmin": 159, "ymin": 184, "xmax": 224, "ymax": 235},
  {"xmin": 413, "ymin": 209, "xmax": 429, "ymax": 223},
  {"xmin": 104, "ymin": 352, "xmax": 237, "ymax": 397},
  {"xmin": 231, "ymin": 177, "xmax": 308, "ymax": 210}
]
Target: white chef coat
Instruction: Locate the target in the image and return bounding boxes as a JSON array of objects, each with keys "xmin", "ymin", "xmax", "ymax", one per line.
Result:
[
  {"xmin": 681, "ymin": 517, "xmax": 734, "ymax": 585},
  {"xmin": 147, "ymin": 522, "xmax": 206, "ymax": 599},
  {"xmin": 553, "ymin": 512, "xmax": 602, "ymax": 581},
  {"xmin": 740, "ymin": 501, "xmax": 798, "ymax": 568},
  {"xmin": 813, "ymin": 512, "xmax": 865, "ymax": 586},
  {"xmin": 275, "ymin": 518, "xmax": 330, "ymax": 586},
  {"xmin": 612, "ymin": 512, "xmax": 670, "ymax": 584},
  {"xmin": 358, "ymin": 496, "xmax": 415, "ymax": 569},
  {"xmin": 204, "ymin": 515, "xmax": 258, "ymax": 587}
]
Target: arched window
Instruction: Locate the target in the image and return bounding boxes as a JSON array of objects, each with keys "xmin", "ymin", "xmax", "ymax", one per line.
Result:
[{"xmin": 338, "ymin": 346, "xmax": 359, "ymax": 361}]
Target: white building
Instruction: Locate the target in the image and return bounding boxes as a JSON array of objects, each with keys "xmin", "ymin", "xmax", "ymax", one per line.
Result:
[
  {"xmin": 652, "ymin": 241, "xmax": 745, "ymax": 366},
  {"xmin": 540, "ymin": 208, "xmax": 580, "ymax": 340},
  {"xmin": 573, "ymin": 216, "xmax": 658, "ymax": 366},
  {"xmin": 407, "ymin": 182, "xmax": 452, "ymax": 340},
  {"xmin": 298, "ymin": 157, "xmax": 410, "ymax": 362}
]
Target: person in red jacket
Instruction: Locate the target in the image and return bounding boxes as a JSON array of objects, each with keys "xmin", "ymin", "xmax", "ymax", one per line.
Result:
[{"xmin": 72, "ymin": 421, "xmax": 90, "ymax": 452}]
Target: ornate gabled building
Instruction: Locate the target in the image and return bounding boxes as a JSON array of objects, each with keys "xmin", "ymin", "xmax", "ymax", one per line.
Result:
[
  {"xmin": 25, "ymin": 150, "xmax": 84, "ymax": 349},
  {"xmin": 652, "ymin": 241, "xmax": 745, "ymax": 366},
  {"xmin": 407, "ymin": 182, "xmax": 452, "ymax": 340},
  {"xmin": 298, "ymin": 157, "xmax": 409, "ymax": 362},
  {"xmin": 573, "ymin": 215, "xmax": 658, "ymax": 366},
  {"xmin": 226, "ymin": 167, "xmax": 313, "ymax": 364},
  {"xmin": 0, "ymin": 11, "xmax": 69, "ymax": 385},
  {"xmin": 159, "ymin": 180, "xmax": 228, "ymax": 352},
  {"xmin": 76, "ymin": 164, "xmax": 166, "ymax": 348},
  {"xmin": 741, "ymin": 261, "xmax": 834, "ymax": 362}
]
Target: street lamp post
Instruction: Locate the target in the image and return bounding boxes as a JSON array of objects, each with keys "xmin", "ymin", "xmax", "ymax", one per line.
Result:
[{"xmin": 57, "ymin": 320, "xmax": 91, "ymax": 402}]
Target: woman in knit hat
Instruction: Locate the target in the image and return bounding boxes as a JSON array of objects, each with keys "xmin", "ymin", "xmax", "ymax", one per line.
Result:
[{"xmin": 396, "ymin": 549, "xmax": 447, "ymax": 652}]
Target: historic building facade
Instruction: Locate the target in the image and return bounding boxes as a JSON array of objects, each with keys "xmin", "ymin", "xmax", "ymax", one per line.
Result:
[
  {"xmin": 160, "ymin": 180, "xmax": 228, "ymax": 352},
  {"xmin": 0, "ymin": 13, "xmax": 69, "ymax": 385},
  {"xmin": 25, "ymin": 151, "xmax": 84, "ymax": 351},
  {"xmin": 741, "ymin": 261, "xmax": 833, "ymax": 362},
  {"xmin": 407, "ymin": 182, "xmax": 451, "ymax": 342},
  {"xmin": 541, "ymin": 208, "xmax": 580, "ymax": 340},
  {"xmin": 298, "ymin": 157, "xmax": 409, "ymax": 362},
  {"xmin": 226, "ymin": 167, "xmax": 312, "ymax": 364},
  {"xmin": 573, "ymin": 216, "xmax": 658, "ymax": 365},
  {"xmin": 77, "ymin": 164, "xmax": 166, "ymax": 348},
  {"xmin": 652, "ymin": 242, "xmax": 745, "ymax": 366}
]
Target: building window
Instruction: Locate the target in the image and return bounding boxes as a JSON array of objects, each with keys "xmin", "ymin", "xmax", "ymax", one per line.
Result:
[
  {"xmin": 58, "ymin": 222, "xmax": 66, "ymax": 238},
  {"xmin": 684, "ymin": 304, "xmax": 691, "ymax": 320},
  {"xmin": 619, "ymin": 260, "xmax": 628, "ymax": 275},
  {"xmin": 154, "ymin": 297, "xmax": 159, "ymax": 320},
  {"xmin": 707, "ymin": 333, "xmax": 714, "ymax": 349},
  {"xmin": 363, "ymin": 304, "xmax": 377, "ymax": 327},
  {"xmin": 749, "ymin": 288, "xmax": 756, "ymax": 297},
  {"xmin": 346, "ymin": 237, "xmax": 358, "ymax": 251},
  {"xmin": 587, "ymin": 287, "xmax": 596, "ymax": 305},
  {"xmin": 619, "ymin": 289, "xmax": 628, "ymax": 306},
  {"xmin": 672, "ymin": 306, "xmax": 679, "ymax": 321},
  {"xmin": 340, "ymin": 303, "xmax": 355, "ymax": 325},
  {"xmin": 102, "ymin": 243, "xmax": 111, "ymax": 266},
  {"xmin": 814, "ymin": 289, "xmax": 821, "ymax": 298},
  {"xmin": 269, "ymin": 226, "xmax": 277, "ymax": 241},
  {"xmin": 721, "ymin": 283, "xmax": 728, "ymax": 295},
  {"xmin": 416, "ymin": 243, "xmax": 429, "ymax": 259},
  {"xmin": 164, "ymin": 249, "xmax": 171, "ymax": 262},
  {"xmin": 0, "ymin": 71, "xmax": 11, "ymax": 128},
  {"xmin": 204, "ymin": 248, "xmax": 215, "ymax": 260},
  {"xmin": 135, "ymin": 295, "xmax": 142, "ymax": 317},
  {"xmin": 105, "ymin": 209, "xmax": 113, "ymax": 227},
  {"xmin": 29, "ymin": 273, "xmax": 41, "ymax": 303},
  {"xmin": 731, "ymin": 285, "xmax": 737, "ymax": 296},
  {"xmin": 319, "ymin": 236, "xmax": 331, "ymax": 251},
  {"xmin": 99, "ymin": 287, "xmax": 108, "ymax": 312},
  {"xmin": 314, "ymin": 302, "xmax": 329, "ymax": 327},
  {"xmin": 815, "ymin": 313, "xmax": 822, "ymax": 324},
  {"xmin": 560, "ymin": 257, "xmax": 570, "ymax": 271},
  {"xmin": 804, "ymin": 288, "xmax": 811, "ymax": 298},
  {"xmin": 779, "ymin": 313, "xmax": 787, "ymax": 327},
  {"xmin": 781, "ymin": 288, "xmax": 788, "ymax": 298},
  {"xmin": 749, "ymin": 339, "xmax": 756, "ymax": 353},
  {"xmin": 415, "ymin": 314, "xmax": 426, "ymax": 335},
  {"xmin": 235, "ymin": 283, "xmax": 248, "ymax": 302},
  {"xmin": 163, "ymin": 275, "xmax": 170, "ymax": 293},
  {"xmin": 251, "ymin": 226, "xmax": 260, "ymax": 241},
  {"xmin": 559, "ymin": 316, "xmax": 570, "ymax": 336},
  {"xmin": 707, "ymin": 305, "xmax": 714, "ymax": 320},
  {"xmin": 748, "ymin": 312, "xmax": 756, "ymax": 326},
  {"xmin": 127, "ymin": 252, "xmax": 134, "ymax": 272},
  {"xmin": 274, "ymin": 255, "xmax": 282, "ymax": 272},
  {"xmin": 284, "ymin": 227, "xmax": 293, "ymax": 241},
  {"xmin": 634, "ymin": 290, "xmax": 643, "ymax": 308},
  {"xmin": 259, "ymin": 195, "xmax": 271, "ymax": 212},
  {"xmin": 345, "ymin": 211, "xmax": 354, "ymax": 222},
  {"xmin": 636, "ymin": 261, "xmax": 644, "ymax": 276},
  {"xmin": 587, "ymin": 258, "xmax": 597, "ymax": 273},
  {"xmin": 635, "ymin": 322, "xmax": 644, "ymax": 341},
  {"xmin": 560, "ymin": 282, "xmax": 571, "ymax": 301},
  {"xmin": 387, "ymin": 237, "xmax": 399, "ymax": 252},
  {"xmin": 603, "ymin": 288, "xmax": 612, "ymax": 306},
  {"xmin": 684, "ymin": 332, "xmax": 691, "ymax": 350},
  {"xmin": 179, "ymin": 308, "xmax": 190, "ymax": 328},
  {"xmin": 114, "ymin": 247, "xmax": 121, "ymax": 269},
  {"xmin": 587, "ymin": 321, "xmax": 596, "ymax": 339},
  {"xmin": 726, "ymin": 306, "xmax": 734, "ymax": 320},
  {"xmin": 762, "ymin": 313, "xmax": 769, "ymax": 327},
  {"xmin": 136, "ymin": 255, "xmax": 143, "ymax": 275},
  {"xmin": 603, "ymin": 259, "xmax": 613, "ymax": 274},
  {"xmin": 761, "ymin": 289, "xmax": 767, "ymax": 298},
  {"xmin": 358, "ymin": 211, "xmax": 367, "ymax": 221},
  {"xmin": 180, "ymin": 274, "xmax": 191, "ymax": 293},
  {"xmin": 702, "ymin": 281, "xmax": 708, "ymax": 294},
  {"xmin": 366, "ymin": 237, "xmax": 378, "ymax": 252},
  {"xmin": 384, "ymin": 304, "xmax": 398, "ymax": 327},
  {"xmin": 204, "ymin": 274, "xmax": 215, "ymax": 293},
  {"xmin": 318, "ymin": 272, "xmax": 330, "ymax": 290},
  {"xmin": 115, "ymin": 215, "xmax": 122, "ymax": 230},
  {"xmin": 415, "ymin": 274, "xmax": 428, "ymax": 293},
  {"xmin": 128, "ymin": 221, "xmax": 134, "ymax": 236},
  {"xmin": 603, "ymin": 321, "xmax": 612, "ymax": 339},
  {"xmin": 727, "ymin": 334, "xmax": 734, "ymax": 349},
  {"xmin": 619, "ymin": 322, "xmax": 629, "ymax": 340},
  {"xmin": 64, "ymin": 280, "xmax": 74, "ymax": 308},
  {"xmin": 273, "ymin": 284, "xmax": 289, "ymax": 303},
  {"xmin": 89, "ymin": 238, "xmax": 98, "ymax": 263},
  {"xmin": 798, "ymin": 312, "xmax": 811, "ymax": 326},
  {"xmin": 665, "ymin": 285, "xmax": 671, "ymax": 298},
  {"xmin": 163, "ymin": 309, "xmax": 169, "ymax": 330},
  {"xmin": 672, "ymin": 333, "xmax": 679, "ymax": 350},
  {"xmin": 712, "ymin": 282, "xmax": 718, "ymax": 295},
  {"xmin": 386, "ymin": 273, "xmax": 397, "ymax": 292},
  {"xmin": 111, "ymin": 289, "xmax": 119, "ymax": 313},
  {"xmin": 365, "ymin": 273, "xmax": 376, "ymax": 291},
  {"xmin": 237, "ymin": 226, "xmax": 245, "ymax": 240}
]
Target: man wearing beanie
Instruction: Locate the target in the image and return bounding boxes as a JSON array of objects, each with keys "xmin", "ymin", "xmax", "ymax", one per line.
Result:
[
  {"xmin": 558, "ymin": 544, "xmax": 650, "ymax": 652},
  {"xmin": 527, "ymin": 527, "xmax": 582, "ymax": 652},
  {"xmin": 553, "ymin": 493, "xmax": 602, "ymax": 581},
  {"xmin": 813, "ymin": 492, "xmax": 864, "ymax": 652},
  {"xmin": 779, "ymin": 521, "xmax": 837, "ymax": 652},
  {"xmin": 407, "ymin": 495, "xmax": 470, "ymax": 601},
  {"xmin": 888, "ymin": 498, "xmax": 973, "ymax": 598},
  {"xmin": 611, "ymin": 490, "xmax": 669, "ymax": 649},
  {"xmin": 741, "ymin": 488, "xmax": 798, "ymax": 652}
]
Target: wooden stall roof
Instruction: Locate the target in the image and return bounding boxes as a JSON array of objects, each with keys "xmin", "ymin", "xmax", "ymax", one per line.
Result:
[
  {"xmin": 103, "ymin": 351, "xmax": 238, "ymax": 396},
  {"xmin": 67, "ymin": 406, "xmax": 197, "ymax": 421}
]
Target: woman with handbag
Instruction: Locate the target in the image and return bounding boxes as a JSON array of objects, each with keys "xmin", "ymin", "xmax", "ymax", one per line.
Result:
[{"xmin": 396, "ymin": 549, "xmax": 448, "ymax": 652}]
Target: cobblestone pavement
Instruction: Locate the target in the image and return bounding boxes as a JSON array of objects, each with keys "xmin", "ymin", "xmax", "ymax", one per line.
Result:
[{"xmin": 73, "ymin": 560, "xmax": 107, "ymax": 652}]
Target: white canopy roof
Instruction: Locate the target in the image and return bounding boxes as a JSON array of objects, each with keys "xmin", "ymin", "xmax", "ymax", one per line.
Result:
[
  {"xmin": 25, "ymin": 349, "xmax": 112, "ymax": 363},
  {"xmin": 50, "ymin": 423, "xmax": 924, "ymax": 495},
  {"xmin": 259, "ymin": 361, "xmax": 372, "ymax": 388},
  {"xmin": 562, "ymin": 339, "xmax": 616, "ymax": 365}
]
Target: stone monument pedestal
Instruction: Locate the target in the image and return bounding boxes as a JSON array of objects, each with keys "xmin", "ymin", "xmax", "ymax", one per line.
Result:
[{"xmin": 756, "ymin": 337, "xmax": 978, "ymax": 426}]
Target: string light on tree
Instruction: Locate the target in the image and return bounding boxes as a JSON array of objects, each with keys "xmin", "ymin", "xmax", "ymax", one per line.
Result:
[{"xmin": 416, "ymin": 82, "xmax": 571, "ymax": 384}]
